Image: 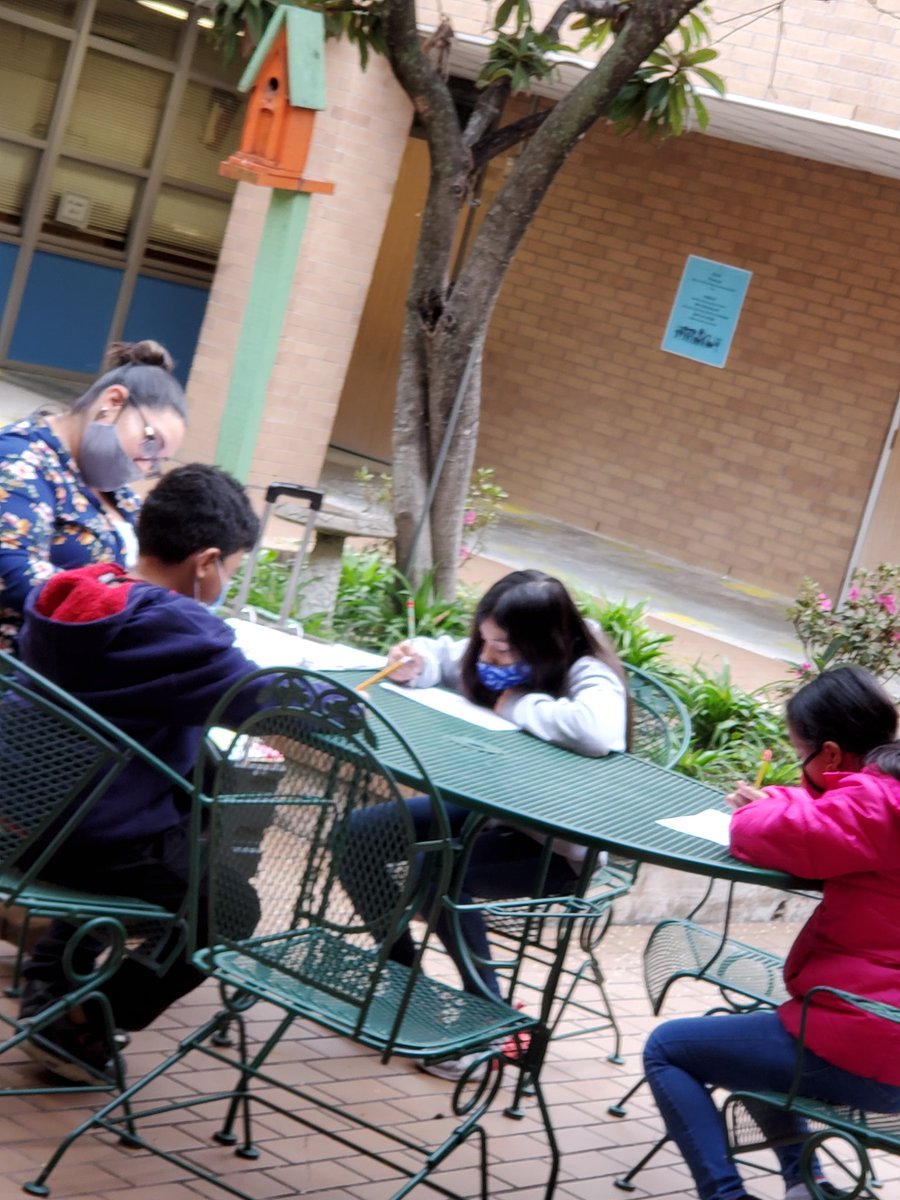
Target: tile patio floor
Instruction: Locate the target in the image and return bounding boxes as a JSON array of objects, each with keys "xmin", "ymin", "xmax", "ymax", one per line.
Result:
[{"xmin": 2, "ymin": 918, "xmax": 897, "ymax": 1200}]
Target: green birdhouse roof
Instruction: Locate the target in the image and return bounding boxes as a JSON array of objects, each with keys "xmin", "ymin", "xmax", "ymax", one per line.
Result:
[{"xmin": 237, "ymin": 6, "xmax": 327, "ymax": 111}]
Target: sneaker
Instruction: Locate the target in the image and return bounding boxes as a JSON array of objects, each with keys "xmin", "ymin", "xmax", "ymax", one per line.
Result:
[
  {"xmin": 417, "ymin": 1048, "xmax": 497, "ymax": 1082},
  {"xmin": 22, "ymin": 1014, "xmax": 118, "ymax": 1085},
  {"xmin": 784, "ymin": 1184, "xmax": 842, "ymax": 1200}
]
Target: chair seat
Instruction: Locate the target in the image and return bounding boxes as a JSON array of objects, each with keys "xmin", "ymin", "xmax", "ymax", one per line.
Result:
[
  {"xmin": 0, "ymin": 870, "xmax": 173, "ymax": 922},
  {"xmin": 728, "ymin": 1087, "xmax": 900, "ymax": 1157},
  {"xmin": 644, "ymin": 918, "xmax": 787, "ymax": 1014},
  {"xmin": 200, "ymin": 927, "xmax": 536, "ymax": 1057}
]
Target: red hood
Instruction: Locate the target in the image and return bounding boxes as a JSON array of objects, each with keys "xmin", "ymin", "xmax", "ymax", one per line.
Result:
[{"xmin": 35, "ymin": 563, "xmax": 136, "ymax": 624}]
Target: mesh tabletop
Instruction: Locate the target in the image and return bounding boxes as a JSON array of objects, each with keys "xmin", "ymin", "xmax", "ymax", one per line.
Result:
[{"xmin": 334, "ymin": 672, "xmax": 808, "ymax": 890}]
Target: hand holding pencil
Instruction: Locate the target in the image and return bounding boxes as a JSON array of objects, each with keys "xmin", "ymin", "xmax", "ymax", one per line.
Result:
[{"xmin": 356, "ymin": 643, "xmax": 423, "ymax": 690}]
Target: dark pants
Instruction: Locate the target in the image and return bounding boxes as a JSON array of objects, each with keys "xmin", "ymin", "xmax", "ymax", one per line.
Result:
[
  {"xmin": 23, "ymin": 821, "xmax": 260, "ymax": 1031},
  {"xmin": 338, "ymin": 797, "xmax": 578, "ymax": 998}
]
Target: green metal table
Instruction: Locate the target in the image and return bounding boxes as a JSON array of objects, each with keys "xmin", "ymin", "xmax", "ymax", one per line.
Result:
[{"xmin": 331, "ymin": 671, "xmax": 809, "ymax": 891}]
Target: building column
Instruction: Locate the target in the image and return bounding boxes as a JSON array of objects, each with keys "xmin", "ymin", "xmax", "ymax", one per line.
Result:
[{"xmin": 181, "ymin": 39, "xmax": 413, "ymax": 490}]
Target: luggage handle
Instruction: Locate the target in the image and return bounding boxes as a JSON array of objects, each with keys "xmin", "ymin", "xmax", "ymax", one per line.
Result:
[
  {"xmin": 229, "ymin": 482, "xmax": 324, "ymax": 625},
  {"xmin": 265, "ymin": 483, "xmax": 324, "ymax": 511}
]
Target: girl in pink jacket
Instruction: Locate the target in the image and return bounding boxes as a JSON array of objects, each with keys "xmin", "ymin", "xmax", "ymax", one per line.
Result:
[{"xmin": 644, "ymin": 666, "xmax": 900, "ymax": 1200}]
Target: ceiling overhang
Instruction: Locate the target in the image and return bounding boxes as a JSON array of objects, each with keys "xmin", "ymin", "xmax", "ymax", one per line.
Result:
[{"xmin": 444, "ymin": 30, "xmax": 900, "ymax": 181}]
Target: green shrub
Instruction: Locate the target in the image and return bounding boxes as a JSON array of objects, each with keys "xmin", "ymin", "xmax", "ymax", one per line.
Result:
[
  {"xmin": 573, "ymin": 590, "xmax": 676, "ymax": 674},
  {"xmin": 670, "ymin": 664, "xmax": 794, "ymax": 789},
  {"xmin": 323, "ymin": 550, "xmax": 476, "ymax": 652}
]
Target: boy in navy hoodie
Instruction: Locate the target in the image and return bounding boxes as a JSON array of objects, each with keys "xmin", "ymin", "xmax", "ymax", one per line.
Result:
[{"xmin": 17, "ymin": 463, "xmax": 270, "ymax": 1081}]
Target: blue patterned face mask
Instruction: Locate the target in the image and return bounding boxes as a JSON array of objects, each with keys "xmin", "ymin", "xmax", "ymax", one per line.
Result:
[{"xmin": 476, "ymin": 660, "xmax": 533, "ymax": 691}]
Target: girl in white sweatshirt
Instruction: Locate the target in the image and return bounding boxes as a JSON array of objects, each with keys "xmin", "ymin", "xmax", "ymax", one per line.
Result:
[{"xmin": 339, "ymin": 570, "xmax": 629, "ymax": 1072}]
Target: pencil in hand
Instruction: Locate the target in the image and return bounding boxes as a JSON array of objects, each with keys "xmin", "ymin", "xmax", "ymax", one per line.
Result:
[
  {"xmin": 753, "ymin": 748, "xmax": 772, "ymax": 789},
  {"xmin": 356, "ymin": 656, "xmax": 413, "ymax": 692}
]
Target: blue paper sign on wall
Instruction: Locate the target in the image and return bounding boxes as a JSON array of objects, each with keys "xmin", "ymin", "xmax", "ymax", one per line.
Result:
[{"xmin": 661, "ymin": 255, "xmax": 752, "ymax": 368}]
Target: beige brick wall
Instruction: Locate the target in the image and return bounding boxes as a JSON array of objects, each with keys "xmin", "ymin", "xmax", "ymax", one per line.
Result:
[
  {"xmin": 477, "ymin": 122, "xmax": 900, "ymax": 597},
  {"xmin": 424, "ymin": 0, "xmax": 900, "ymax": 127},
  {"xmin": 183, "ymin": 38, "xmax": 413, "ymax": 496}
]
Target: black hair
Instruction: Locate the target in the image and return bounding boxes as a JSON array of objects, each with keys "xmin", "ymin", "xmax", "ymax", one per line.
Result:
[
  {"xmin": 786, "ymin": 665, "xmax": 900, "ymax": 779},
  {"xmin": 459, "ymin": 569, "xmax": 628, "ymax": 708},
  {"xmin": 137, "ymin": 463, "xmax": 260, "ymax": 563},
  {"xmin": 73, "ymin": 340, "xmax": 187, "ymax": 421}
]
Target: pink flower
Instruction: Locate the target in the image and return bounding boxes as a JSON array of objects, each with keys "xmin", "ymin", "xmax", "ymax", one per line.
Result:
[
  {"xmin": 893, "ymin": 632, "xmax": 900, "ymax": 643},
  {"xmin": 793, "ymin": 662, "xmax": 813, "ymax": 675},
  {"xmin": 878, "ymin": 593, "xmax": 897, "ymax": 615},
  {"xmin": 458, "ymin": 546, "xmax": 472, "ymax": 563},
  {"xmin": 816, "ymin": 592, "xmax": 832, "ymax": 612},
  {"xmin": 847, "ymin": 586, "xmax": 860, "ymax": 601},
  {"xmin": 463, "ymin": 510, "xmax": 477, "ymax": 526}
]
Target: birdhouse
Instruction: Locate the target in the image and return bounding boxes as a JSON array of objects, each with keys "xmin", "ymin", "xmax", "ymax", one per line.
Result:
[{"xmin": 220, "ymin": 6, "xmax": 334, "ymax": 195}]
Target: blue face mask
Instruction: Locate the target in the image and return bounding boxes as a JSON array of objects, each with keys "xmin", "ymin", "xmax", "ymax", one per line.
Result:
[
  {"xmin": 195, "ymin": 558, "xmax": 228, "ymax": 614},
  {"xmin": 476, "ymin": 660, "xmax": 533, "ymax": 691}
]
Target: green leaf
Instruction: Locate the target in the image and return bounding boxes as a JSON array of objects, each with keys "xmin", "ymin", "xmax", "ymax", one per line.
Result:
[
  {"xmin": 693, "ymin": 92, "xmax": 709, "ymax": 131},
  {"xmin": 645, "ymin": 78, "xmax": 669, "ymax": 115},
  {"xmin": 494, "ymin": 0, "xmax": 515, "ymax": 31},
  {"xmin": 684, "ymin": 47, "xmax": 718, "ymax": 65},
  {"xmin": 690, "ymin": 11, "xmax": 710, "ymax": 40},
  {"xmin": 694, "ymin": 67, "xmax": 726, "ymax": 95}
]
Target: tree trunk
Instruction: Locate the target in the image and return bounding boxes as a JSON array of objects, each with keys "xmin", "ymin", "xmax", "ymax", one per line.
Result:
[{"xmin": 392, "ymin": 0, "xmax": 705, "ymax": 598}]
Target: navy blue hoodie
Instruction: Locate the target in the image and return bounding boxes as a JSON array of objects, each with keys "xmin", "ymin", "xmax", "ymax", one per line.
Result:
[{"xmin": 19, "ymin": 564, "xmax": 271, "ymax": 848}]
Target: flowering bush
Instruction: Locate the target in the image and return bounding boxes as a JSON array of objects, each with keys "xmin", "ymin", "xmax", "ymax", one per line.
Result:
[
  {"xmin": 459, "ymin": 468, "xmax": 508, "ymax": 563},
  {"xmin": 354, "ymin": 465, "xmax": 508, "ymax": 564},
  {"xmin": 788, "ymin": 564, "xmax": 900, "ymax": 685}
]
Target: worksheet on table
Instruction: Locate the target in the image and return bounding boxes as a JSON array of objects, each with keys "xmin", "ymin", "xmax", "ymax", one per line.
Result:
[
  {"xmin": 378, "ymin": 681, "xmax": 518, "ymax": 731},
  {"xmin": 226, "ymin": 619, "xmax": 382, "ymax": 671},
  {"xmin": 656, "ymin": 808, "xmax": 733, "ymax": 847}
]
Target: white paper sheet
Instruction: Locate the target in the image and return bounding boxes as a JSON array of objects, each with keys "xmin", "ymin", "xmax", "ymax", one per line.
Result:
[
  {"xmin": 656, "ymin": 808, "xmax": 733, "ymax": 847},
  {"xmin": 226, "ymin": 619, "xmax": 382, "ymax": 671},
  {"xmin": 378, "ymin": 681, "xmax": 519, "ymax": 731}
]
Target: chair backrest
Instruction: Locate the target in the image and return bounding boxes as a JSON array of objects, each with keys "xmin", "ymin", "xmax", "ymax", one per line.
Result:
[
  {"xmin": 624, "ymin": 665, "xmax": 691, "ymax": 768},
  {"xmin": 197, "ymin": 668, "xmax": 452, "ymax": 1034},
  {"xmin": 0, "ymin": 651, "xmax": 192, "ymax": 895}
]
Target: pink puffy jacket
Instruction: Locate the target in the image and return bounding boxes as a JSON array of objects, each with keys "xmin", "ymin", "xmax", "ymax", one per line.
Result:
[{"xmin": 730, "ymin": 766, "xmax": 900, "ymax": 1086}]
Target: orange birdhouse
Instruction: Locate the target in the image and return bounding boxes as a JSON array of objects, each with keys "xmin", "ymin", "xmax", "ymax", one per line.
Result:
[{"xmin": 220, "ymin": 6, "xmax": 334, "ymax": 195}]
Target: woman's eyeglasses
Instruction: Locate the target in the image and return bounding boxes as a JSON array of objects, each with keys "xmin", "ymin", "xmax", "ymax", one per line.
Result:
[{"xmin": 125, "ymin": 398, "xmax": 167, "ymax": 476}]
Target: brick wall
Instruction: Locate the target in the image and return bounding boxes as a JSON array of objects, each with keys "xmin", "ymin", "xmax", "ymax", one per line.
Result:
[
  {"xmin": 422, "ymin": 0, "xmax": 900, "ymax": 127},
  {"xmin": 477, "ymin": 123, "xmax": 900, "ymax": 596},
  {"xmin": 183, "ymin": 39, "xmax": 413, "ymax": 496}
]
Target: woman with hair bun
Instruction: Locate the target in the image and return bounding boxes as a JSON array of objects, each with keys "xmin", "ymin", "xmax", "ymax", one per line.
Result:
[{"xmin": 0, "ymin": 340, "xmax": 187, "ymax": 650}]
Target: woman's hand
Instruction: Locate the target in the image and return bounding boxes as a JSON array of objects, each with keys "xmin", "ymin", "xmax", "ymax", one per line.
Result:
[
  {"xmin": 386, "ymin": 641, "xmax": 424, "ymax": 684},
  {"xmin": 726, "ymin": 782, "xmax": 768, "ymax": 809}
]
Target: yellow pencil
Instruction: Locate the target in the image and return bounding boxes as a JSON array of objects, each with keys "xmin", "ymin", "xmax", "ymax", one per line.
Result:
[
  {"xmin": 356, "ymin": 656, "xmax": 412, "ymax": 692},
  {"xmin": 753, "ymin": 748, "xmax": 772, "ymax": 789}
]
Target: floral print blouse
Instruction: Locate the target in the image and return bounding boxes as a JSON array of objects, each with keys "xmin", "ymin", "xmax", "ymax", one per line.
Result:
[{"xmin": 0, "ymin": 417, "xmax": 140, "ymax": 651}]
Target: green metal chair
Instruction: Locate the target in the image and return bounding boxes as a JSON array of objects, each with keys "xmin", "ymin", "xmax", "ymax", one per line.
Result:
[
  {"xmin": 724, "ymin": 986, "xmax": 900, "ymax": 1200},
  {"xmin": 0, "ymin": 651, "xmax": 190, "ymax": 1097},
  {"xmin": 439, "ymin": 662, "xmax": 691, "ymax": 1118},
  {"xmin": 608, "ymin": 876, "xmax": 789, "ymax": 1189},
  {"xmin": 463, "ymin": 666, "xmax": 690, "ymax": 1114},
  {"xmin": 28, "ymin": 668, "xmax": 560, "ymax": 1200}
]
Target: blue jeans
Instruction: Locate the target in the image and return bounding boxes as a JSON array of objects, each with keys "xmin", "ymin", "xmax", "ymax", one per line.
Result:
[
  {"xmin": 644, "ymin": 1010, "xmax": 900, "ymax": 1200},
  {"xmin": 338, "ymin": 796, "xmax": 578, "ymax": 997}
]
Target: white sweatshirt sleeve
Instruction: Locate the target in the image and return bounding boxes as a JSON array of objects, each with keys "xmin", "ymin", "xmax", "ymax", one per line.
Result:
[
  {"xmin": 406, "ymin": 635, "xmax": 468, "ymax": 690},
  {"xmin": 496, "ymin": 657, "xmax": 628, "ymax": 757}
]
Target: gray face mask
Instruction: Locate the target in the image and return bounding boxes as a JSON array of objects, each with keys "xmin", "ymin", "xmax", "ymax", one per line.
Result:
[{"xmin": 78, "ymin": 420, "xmax": 143, "ymax": 492}]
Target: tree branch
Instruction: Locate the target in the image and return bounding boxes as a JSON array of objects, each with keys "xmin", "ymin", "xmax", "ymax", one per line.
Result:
[
  {"xmin": 463, "ymin": 79, "xmax": 511, "ymax": 149},
  {"xmin": 471, "ymin": 107, "xmax": 552, "ymax": 169},
  {"xmin": 380, "ymin": 0, "xmax": 460, "ymax": 151},
  {"xmin": 543, "ymin": 0, "xmax": 630, "ymax": 40}
]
